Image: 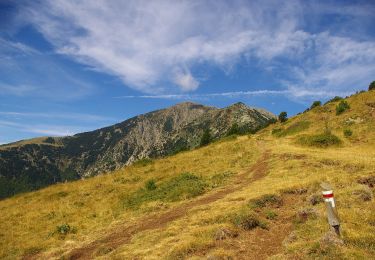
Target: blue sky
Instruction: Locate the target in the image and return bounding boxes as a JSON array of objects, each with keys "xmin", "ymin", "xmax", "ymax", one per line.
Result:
[{"xmin": 1, "ymin": 0, "xmax": 374, "ymax": 144}]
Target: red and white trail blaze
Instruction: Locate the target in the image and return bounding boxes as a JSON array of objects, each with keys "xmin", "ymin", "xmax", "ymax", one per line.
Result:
[{"xmin": 322, "ymin": 190, "xmax": 335, "ymax": 207}]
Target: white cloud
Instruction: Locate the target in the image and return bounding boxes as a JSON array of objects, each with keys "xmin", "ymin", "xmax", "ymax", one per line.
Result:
[
  {"xmin": 21, "ymin": 0, "xmax": 307, "ymax": 93},
  {"xmin": 173, "ymin": 69, "xmax": 199, "ymax": 92},
  {"xmin": 115, "ymin": 88, "xmax": 343, "ymax": 100},
  {"xmin": 0, "ymin": 83, "xmax": 37, "ymax": 97},
  {"xmin": 0, "ymin": 119, "xmax": 85, "ymax": 137},
  {"xmin": 18, "ymin": 0, "xmax": 375, "ymax": 98},
  {"xmin": 0, "ymin": 111, "xmax": 116, "ymax": 122},
  {"xmin": 0, "ymin": 39, "xmax": 96, "ymax": 100}
]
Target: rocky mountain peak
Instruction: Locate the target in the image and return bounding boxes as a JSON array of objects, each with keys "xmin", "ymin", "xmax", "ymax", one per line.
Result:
[{"xmin": 0, "ymin": 101, "xmax": 276, "ymax": 199}]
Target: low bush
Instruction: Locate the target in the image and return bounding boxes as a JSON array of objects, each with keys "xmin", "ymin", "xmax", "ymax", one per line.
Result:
[
  {"xmin": 298, "ymin": 133, "xmax": 342, "ymax": 147},
  {"xmin": 56, "ymin": 224, "xmax": 76, "ymax": 236},
  {"xmin": 310, "ymin": 101, "xmax": 322, "ymax": 109},
  {"xmin": 295, "ymin": 208, "xmax": 318, "ymax": 223},
  {"xmin": 325, "ymin": 96, "xmax": 343, "ymax": 104},
  {"xmin": 336, "ymin": 100, "xmax": 350, "ymax": 115},
  {"xmin": 309, "ymin": 194, "xmax": 323, "ymax": 206},
  {"xmin": 343, "ymin": 129, "xmax": 353, "ymax": 137},
  {"xmin": 249, "ymin": 194, "xmax": 283, "ymax": 208},
  {"xmin": 369, "ymin": 81, "xmax": 375, "ymax": 91},
  {"xmin": 145, "ymin": 179, "xmax": 157, "ymax": 191},
  {"xmin": 230, "ymin": 210, "xmax": 262, "ymax": 230},
  {"xmin": 357, "ymin": 175, "xmax": 375, "ymax": 188},
  {"xmin": 353, "ymin": 186, "xmax": 373, "ymax": 201}
]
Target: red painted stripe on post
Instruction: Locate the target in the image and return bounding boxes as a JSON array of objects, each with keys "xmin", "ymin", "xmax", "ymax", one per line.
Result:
[{"xmin": 323, "ymin": 193, "xmax": 334, "ymax": 198}]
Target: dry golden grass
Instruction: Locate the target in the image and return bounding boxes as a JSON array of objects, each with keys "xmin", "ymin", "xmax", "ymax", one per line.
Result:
[{"xmin": 0, "ymin": 90, "xmax": 374, "ymax": 259}]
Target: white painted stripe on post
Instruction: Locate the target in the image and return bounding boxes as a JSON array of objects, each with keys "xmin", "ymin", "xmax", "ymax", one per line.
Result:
[
  {"xmin": 322, "ymin": 190, "xmax": 333, "ymax": 195},
  {"xmin": 324, "ymin": 197, "xmax": 336, "ymax": 208}
]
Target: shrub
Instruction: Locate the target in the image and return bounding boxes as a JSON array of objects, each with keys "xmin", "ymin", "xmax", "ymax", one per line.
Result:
[
  {"xmin": 369, "ymin": 81, "xmax": 375, "ymax": 91},
  {"xmin": 325, "ymin": 96, "xmax": 343, "ymax": 104},
  {"xmin": 310, "ymin": 101, "xmax": 322, "ymax": 109},
  {"xmin": 336, "ymin": 100, "xmax": 350, "ymax": 115},
  {"xmin": 145, "ymin": 179, "xmax": 157, "ymax": 191},
  {"xmin": 227, "ymin": 123, "xmax": 240, "ymax": 136},
  {"xmin": 44, "ymin": 137, "xmax": 55, "ymax": 144},
  {"xmin": 200, "ymin": 128, "xmax": 211, "ymax": 147},
  {"xmin": 278, "ymin": 111, "xmax": 288, "ymax": 122},
  {"xmin": 230, "ymin": 211, "xmax": 261, "ymax": 230},
  {"xmin": 298, "ymin": 133, "xmax": 342, "ymax": 147},
  {"xmin": 357, "ymin": 175, "xmax": 375, "ymax": 188},
  {"xmin": 295, "ymin": 208, "xmax": 318, "ymax": 223},
  {"xmin": 249, "ymin": 194, "xmax": 283, "ymax": 208},
  {"xmin": 56, "ymin": 224, "xmax": 76, "ymax": 235},
  {"xmin": 309, "ymin": 194, "xmax": 323, "ymax": 205},
  {"xmin": 343, "ymin": 129, "xmax": 353, "ymax": 137},
  {"xmin": 353, "ymin": 186, "xmax": 373, "ymax": 201}
]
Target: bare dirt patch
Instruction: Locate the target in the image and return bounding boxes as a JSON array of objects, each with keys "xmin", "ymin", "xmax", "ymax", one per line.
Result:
[{"xmin": 204, "ymin": 194, "xmax": 306, "ymax": 260}]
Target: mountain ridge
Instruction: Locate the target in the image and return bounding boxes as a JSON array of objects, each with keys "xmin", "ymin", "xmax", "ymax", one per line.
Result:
[{"xmin": 0, "ymin": 101, "xmax": 276, "ymax": 198}]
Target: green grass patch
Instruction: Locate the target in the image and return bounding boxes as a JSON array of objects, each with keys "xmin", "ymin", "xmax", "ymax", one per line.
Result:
[
  {"xmin": 123, "ymin": 173, "xmax": 208, "ymax": 209},
  {"xmin": 297, "ymin": 133, "xmax": 342, "ymax": 147},
  {"xmin": 273, "ymin": 121, "xmax": 310, "ymax": 137}
]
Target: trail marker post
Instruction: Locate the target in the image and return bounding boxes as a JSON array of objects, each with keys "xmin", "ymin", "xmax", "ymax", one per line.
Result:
[{"xmin": 321, "ymin": 183, "xmax": 340, "ymax": 235}]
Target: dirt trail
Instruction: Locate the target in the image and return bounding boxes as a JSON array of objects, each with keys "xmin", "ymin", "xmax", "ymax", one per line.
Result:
[{"xmin": 59, "ymin": 150, "xmax": 271, "ymax": 259}]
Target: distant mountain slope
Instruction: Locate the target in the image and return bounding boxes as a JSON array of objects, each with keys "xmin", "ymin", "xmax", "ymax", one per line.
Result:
[{"xmin": 0, "ymin": 102, "xmax": 276, "ymax": 198}]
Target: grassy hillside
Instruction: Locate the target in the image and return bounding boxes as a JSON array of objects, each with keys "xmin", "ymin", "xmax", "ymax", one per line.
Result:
[{"xmin": 0, "ymin": 91, "xmax": 374, "ymax": 259}]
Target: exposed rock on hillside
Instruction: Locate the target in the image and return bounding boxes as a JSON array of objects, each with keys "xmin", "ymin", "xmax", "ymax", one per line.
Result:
[{"xmin": 0, "ymin": 102, "xmax": 276, "ymax": 198}]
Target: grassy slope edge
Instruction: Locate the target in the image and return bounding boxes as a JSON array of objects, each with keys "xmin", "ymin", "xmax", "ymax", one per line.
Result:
[{"xmin": 0, "ymin": 90, "xmax": 374, "ymax": 259}]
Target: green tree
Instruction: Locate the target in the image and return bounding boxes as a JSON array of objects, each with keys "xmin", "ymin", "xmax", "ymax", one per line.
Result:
[
  {"xmin": 369, "ymin": 81, "xmax": 375, "ymax": 91},
  {"xmin": 278, "ymin": 112, "xmax": 288, "ymax": 122},
  {"xmin": 310, "ymin": 101, "xmax": 321, "ymax": 109},
  {"xmin": 200, "ymin": 128, "xmax": 211, "ymax": 147}
]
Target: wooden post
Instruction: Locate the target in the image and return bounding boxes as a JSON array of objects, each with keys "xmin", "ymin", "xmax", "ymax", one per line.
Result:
[{"xmin": 321, "ymin": 182, "xmax": 340, "ymax": 235}]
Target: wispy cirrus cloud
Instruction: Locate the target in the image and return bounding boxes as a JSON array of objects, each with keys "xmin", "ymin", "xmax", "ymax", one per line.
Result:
[
  {"xmin": 0, "ymin": 119, "xmax": 81, "ymax": 136},
  {"xmin": 0, "ymin": 38, "xmax": 96, "ymax": 100},
  {"xmin": 19, "ymin": 0, "xmax": 307, "ymax": 93},
  {"xmin": 0, "ymin": 111, "xmax": 116, "ymax": 122},
  {"xmin": 12, "ymin": 0, "xmax": 375, "ymax": 99},
  {"xmin": 115, "ymin": 88, "xmax": 351, "ymax": 100}
]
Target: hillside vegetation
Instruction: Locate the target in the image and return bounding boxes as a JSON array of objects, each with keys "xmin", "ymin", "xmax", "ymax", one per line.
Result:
[{"xmin": 0, "ymin": 91, "xmax": 374, "ymax": 259}]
